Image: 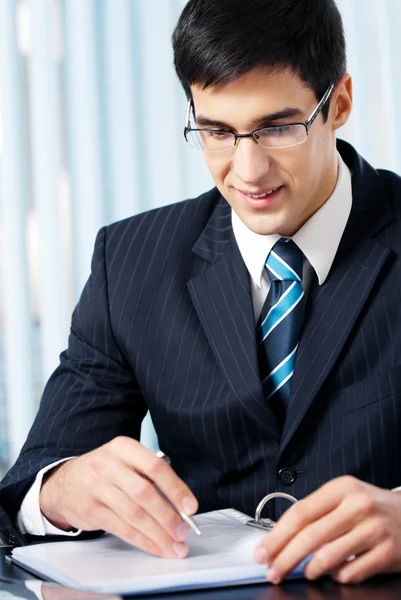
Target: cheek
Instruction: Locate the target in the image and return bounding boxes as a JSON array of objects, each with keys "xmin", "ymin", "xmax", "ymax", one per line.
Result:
[
  {"xmin": 204, "ymin": 157, "xmax": 231, "ymax": 186},
  {"xmin": 284, "ymin": 147, "xmax": 318, "ymax": 190}
]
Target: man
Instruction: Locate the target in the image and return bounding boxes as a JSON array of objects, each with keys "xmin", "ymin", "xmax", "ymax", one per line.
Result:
[{"xmin": 1, "ymin": 0, "xmax": 401, "ymax": 586}]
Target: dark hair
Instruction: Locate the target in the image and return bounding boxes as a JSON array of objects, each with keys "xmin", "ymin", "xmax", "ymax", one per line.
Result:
[{"xmin": 172, "ymin": 0, "xmax": 346, "ymax": 121}]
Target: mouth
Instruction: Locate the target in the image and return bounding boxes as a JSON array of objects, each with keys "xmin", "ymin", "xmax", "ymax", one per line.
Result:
[{"xmin": 237, "ymin": 186, "xmax": 284, "ymax": 209}]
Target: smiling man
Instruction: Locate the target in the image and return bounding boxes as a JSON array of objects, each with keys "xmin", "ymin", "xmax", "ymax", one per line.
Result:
[{"xmin": 1, "ymin": 0, "xmax": 401, "ymax": 587}]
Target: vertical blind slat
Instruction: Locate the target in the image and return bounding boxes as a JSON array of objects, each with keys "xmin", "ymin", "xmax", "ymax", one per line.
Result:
[
  {"xmin": 137, "ymin": 0, "xmax": 184, "ymax": 209},
  {"xmin": 29, "ymin": 0, "xmax": 70, "ymax": 382},
  {"xmin": 0, "ymin": 0, "xmax": 36, "ymax": 461},
  {"xmin": 62, "ymin": 0, "xmax": 105, "ymax": 297},
  {"xmin": 103, "ymin": 0, "xmax": 141, "ymax": 222},
  {"xmin": 372, "ymin": 0, "xmax": 398, "ymax": 172}
]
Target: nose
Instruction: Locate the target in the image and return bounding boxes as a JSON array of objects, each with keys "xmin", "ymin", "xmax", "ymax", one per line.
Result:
[{"xmin": 232, "ymin": 137, "xmax": 271, "ymax": 185}]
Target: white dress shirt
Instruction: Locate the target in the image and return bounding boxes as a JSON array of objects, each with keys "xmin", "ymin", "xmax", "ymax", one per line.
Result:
[
  {"xmin": 18, "ymin": 457, "xmax": 79, "ymax": 536},
  {"xmin": 21, "ymin": 152, "xmax": 398, "ymax": 537}
]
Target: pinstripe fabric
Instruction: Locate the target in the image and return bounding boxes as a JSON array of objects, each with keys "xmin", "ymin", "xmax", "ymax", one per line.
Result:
[{"xmin": 1, "ymin": 140, "xmax": 401, "ymax": 545}]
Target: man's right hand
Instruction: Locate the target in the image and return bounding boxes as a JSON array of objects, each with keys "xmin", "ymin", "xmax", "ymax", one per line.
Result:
[{"xmin": 39, "ymin": 436, "xmax": 199, "ymax": 558}]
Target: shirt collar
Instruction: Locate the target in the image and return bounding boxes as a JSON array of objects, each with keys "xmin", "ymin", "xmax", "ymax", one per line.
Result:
[{"xmin": 231, "ymin": 152, "xmax": 352, "ymax": 287}]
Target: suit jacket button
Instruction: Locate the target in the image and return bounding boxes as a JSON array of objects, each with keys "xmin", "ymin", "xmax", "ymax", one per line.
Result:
[{"xmin": 278, "ymin": 467, "xmax": 297, "ymax": 485}]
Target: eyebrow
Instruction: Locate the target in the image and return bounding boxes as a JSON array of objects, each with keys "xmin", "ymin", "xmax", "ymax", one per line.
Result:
[{"xmin": 195, "ymin": 107, "xmax": 305, "ymax": 129}]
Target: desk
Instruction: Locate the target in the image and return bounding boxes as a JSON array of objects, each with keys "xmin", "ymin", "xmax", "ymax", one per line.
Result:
[{"xmin": 2, "ymin": 546, "xmax": 401, "ymax": 599}]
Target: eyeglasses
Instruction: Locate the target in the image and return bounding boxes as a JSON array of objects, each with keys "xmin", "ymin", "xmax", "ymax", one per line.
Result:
[{"xmin": 184, "ymin": 83, "xmax": 334, "ymax": 152}]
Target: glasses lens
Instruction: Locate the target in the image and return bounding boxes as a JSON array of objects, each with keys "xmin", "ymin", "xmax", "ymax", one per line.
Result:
[
  {"xmin": 255, "ymin": 124, "xmax": 307, "ymax": 148},
  {"xmin": 186, "ymin": 129, "xmax": 235, "ymax": 152}
]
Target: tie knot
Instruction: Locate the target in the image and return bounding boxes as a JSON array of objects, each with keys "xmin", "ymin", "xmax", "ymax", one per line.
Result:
[{"xmin": 265, "ymin": 238, "xmax": 303, "ymax": 282}]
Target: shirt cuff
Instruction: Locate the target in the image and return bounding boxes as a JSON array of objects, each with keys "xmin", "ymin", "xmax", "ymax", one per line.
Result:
[
  {"xmin": 17, "ymin": 457, "xmax": 83, "ymax": 536},
  {"xmin": 24, "ymin": 580, "xmax": 44, "ymax": 599}
]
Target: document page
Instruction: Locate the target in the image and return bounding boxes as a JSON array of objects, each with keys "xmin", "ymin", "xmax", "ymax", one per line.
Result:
[{"xmin": 12, "ymin": 509, "xmax": 306, "ymax": 595}]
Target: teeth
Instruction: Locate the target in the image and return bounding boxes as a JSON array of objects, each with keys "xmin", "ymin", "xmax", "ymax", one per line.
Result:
[{"xmin": 247, "ymin": 188, "xmax": 277, "ymax": 199}]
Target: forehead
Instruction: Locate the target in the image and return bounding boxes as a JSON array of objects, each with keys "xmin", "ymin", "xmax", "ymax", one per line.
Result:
[{"xmin": 190, "ymin": 67, "xmax": 315, "ymax": 126}]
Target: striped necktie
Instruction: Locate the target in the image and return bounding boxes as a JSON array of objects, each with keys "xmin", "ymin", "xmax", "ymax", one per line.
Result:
[{"xmin": 256, "ymin": 238, "xmax": 305, "ymax": 418}]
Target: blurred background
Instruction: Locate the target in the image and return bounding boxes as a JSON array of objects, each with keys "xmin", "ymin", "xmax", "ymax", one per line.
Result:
[{"xmin": 0, "ymin": 0, "xmax": 400, "ymax": 472}]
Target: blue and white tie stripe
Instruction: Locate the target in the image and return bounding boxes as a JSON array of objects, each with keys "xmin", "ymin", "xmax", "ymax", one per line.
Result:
[{"xmin": 257, "ymin": 238, "xmax": 305, "ymax": 417}]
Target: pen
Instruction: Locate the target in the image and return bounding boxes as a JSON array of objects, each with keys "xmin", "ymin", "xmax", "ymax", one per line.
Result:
[{"xmin": 155, "ymin": 451, "xmax": 201, "ymax": 536}]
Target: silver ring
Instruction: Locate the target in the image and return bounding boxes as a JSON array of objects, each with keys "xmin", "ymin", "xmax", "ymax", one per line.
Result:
[{"xmin": 255, "ymin": 492, "xmax": 298, "ymax": 522}]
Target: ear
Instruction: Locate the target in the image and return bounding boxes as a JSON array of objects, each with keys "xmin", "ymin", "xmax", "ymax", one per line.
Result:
[{"xmin": 330, "ymin": 73, "xmax": 353, "ymax": 131}]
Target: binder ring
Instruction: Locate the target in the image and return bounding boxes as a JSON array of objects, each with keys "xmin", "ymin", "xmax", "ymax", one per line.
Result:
[{"xmin": 255, "ymin": 492, "xmax": 298, "ymax": 523}]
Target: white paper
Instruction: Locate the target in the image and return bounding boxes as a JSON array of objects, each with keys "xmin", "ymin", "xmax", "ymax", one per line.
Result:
[{"xmin": 12, "ymin": 509, "xmax": 301, "ymax": 595}]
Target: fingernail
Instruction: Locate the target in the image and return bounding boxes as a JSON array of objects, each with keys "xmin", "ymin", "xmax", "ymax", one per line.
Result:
[
  {"xmin": 175, "ymin": 522, "xmax": 190, "ymax": 541},
  {"xmin": 182, "ymin": 496, "xmax": 197, "ymax": 514},
  {"xmin": 173, "ymin": 542, "xmax": 188, "ymax": 558},
  {"xmin": 267, "ymin": 567, "xmax": 280, "ymax": 584},
  {"xmin": 254, "ymin": 547, "xmax": 268, "ymax": 564}
]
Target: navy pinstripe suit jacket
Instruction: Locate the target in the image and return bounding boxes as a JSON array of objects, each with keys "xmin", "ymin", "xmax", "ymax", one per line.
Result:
[{"xmin": 1, "ymin": 139, "xmax": 401, "ymax": 546}]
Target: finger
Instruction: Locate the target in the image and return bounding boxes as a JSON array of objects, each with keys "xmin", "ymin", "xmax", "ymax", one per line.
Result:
[
  {"xmin": 78, "ymin": 502, "xmax": 166, "ymax": 557},
  {"xmin": 330, "ymin": 540, "xmax": 399, "ymax": 585},
  {"xmin": 106, "ymin": 437, "xmax": 198, "ymax": 515},
  {"xmin": 304, "ymin": 517, "xmax": 384, "ymax": 580},
  {"xmin": 260, "ymin": 494, "xmax": 376, "ymax": 582},
  {"xmin": 101, "ymin": 461, "xmax": 188, "ymax": 542},
  {"xmin": 257, "ymin": 476, "xmax": 366, "ymax": 564},
  {"xmin": 98, "ymin": 484, "xmax": 188, "ymax": 558}
]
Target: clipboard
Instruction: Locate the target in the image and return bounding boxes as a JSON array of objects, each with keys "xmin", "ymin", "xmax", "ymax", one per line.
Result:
[{"xmin": 11, "ymin": 498, "xmax": 307, "ymax": 596}]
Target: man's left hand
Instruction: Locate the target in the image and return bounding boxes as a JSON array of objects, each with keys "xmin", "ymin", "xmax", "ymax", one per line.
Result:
[{"xmin": 254, "ymin": 476, "xmax": 401, "ymax": 584}]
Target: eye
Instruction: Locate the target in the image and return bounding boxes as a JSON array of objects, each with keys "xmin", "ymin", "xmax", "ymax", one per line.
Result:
[
  {"xmin": 259, "ymin": 125, "xmax": 292, "ymax": 138},
  {"xmin": 204, "ymin": 130, "xmax": 233, "ymax": 140}
]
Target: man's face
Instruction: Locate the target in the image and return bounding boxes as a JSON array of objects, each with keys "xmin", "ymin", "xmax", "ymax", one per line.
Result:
[{"xmin": 190, "ymin": 68, "xmax": 351, "ymax": 236}]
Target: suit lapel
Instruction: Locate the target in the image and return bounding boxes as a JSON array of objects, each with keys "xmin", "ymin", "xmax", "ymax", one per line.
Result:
[
  {"xmin": 187, "ymin": 198, "xmax": 280, "ymax": 437},
  {"xmin": 186, "ymin": 142, "xmax": 394, "ymax": 448},
  {"xmin": 279, "ymin": 140, "xmax": 394, "ymax": 455}
]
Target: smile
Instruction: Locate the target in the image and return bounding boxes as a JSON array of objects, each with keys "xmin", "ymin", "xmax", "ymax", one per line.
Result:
[
  {"xmin": 245, "ymin": 189, "xmax": 278, "ymax": 199},
  {"xmin": 237, "ymin": 186, "xmax": 284, "ymax": 209}
]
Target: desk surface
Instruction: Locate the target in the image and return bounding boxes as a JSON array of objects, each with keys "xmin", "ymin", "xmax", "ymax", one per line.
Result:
[{"xmin": 2, "ymin": 546, "xmax": 401, "ymax": 600}]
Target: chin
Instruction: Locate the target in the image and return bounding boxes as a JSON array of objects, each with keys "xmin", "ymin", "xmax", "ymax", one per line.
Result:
[{"xmin": 243, "ymin": 216, "xmax": 284, "ymax": 236}]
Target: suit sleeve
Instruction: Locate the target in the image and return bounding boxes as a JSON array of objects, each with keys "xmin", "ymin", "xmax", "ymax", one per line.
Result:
[{"xmin": 0, "ymin": 226, "xmax": 148, "ymax": 543}]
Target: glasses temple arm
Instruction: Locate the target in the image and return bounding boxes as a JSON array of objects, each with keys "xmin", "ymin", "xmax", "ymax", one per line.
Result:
[
  {"xmin": 306, "ymin": 83, "xmax": 335, "ymax": 130},
  {"xmin": 185, "ymin": 99, "xmax": 192, "ymax": 129}
]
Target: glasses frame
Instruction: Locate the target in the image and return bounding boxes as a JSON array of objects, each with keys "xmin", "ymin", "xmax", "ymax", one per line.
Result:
[{"xmin": 184, "ymin": 83, "xmax": 335, "ymax": 152}]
